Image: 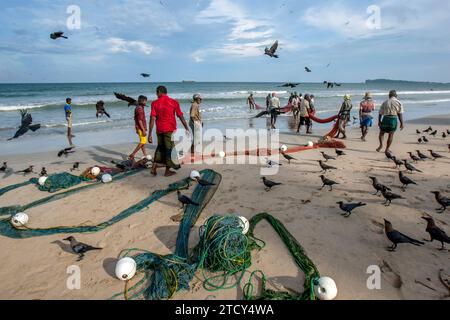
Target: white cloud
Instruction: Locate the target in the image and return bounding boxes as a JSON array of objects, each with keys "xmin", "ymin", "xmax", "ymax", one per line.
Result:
[{"xmin": 107, "ymin": 37, "xmax": 154, "ymax": 55}]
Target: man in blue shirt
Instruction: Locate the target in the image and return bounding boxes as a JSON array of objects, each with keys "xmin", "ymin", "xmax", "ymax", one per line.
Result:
[{"xmin": 65, "ymin": 98, "xmax": 75, "ymax": 146}]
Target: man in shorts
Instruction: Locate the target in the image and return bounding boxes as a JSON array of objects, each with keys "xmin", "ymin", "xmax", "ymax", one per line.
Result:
[
  {"xmin": 376, "ymin": 90, "xmax": 404, "ymax": 154},
  {"xmin": 129, "ymin": 95, "xmax": 149, "ymax": 161}
]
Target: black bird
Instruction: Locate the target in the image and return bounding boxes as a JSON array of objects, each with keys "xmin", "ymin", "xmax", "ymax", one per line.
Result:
[
  {"xmin": 114, "ymin": 92, "xmax": 137, "ymax": 107},
  {"xmin": 0, "ymin": 162, "xmax": 7, "ymax": 172},
  {"xmin": 416, "ymin": 150, "xmax": 429, "ymax": 160},
  {"xmin": 334, "ymin": 82, "xmax": 342, "ymax": 87},
  {"xmin": 403, "ymin": 160, "xmax": 422, "ymax": 173},
  {"xmin": 422, "ymin": 217, "xmax": 450, "ymax": 251},
  {"xmin": 398, "ymin": 171, "xmax": 417, "ymax": 191},
  {"xmin": 140, "ymin": 73, "xmax": 151, "ymax": 78},
  {"xmin": 381, "ymin": 186, "xmax": 404, "ymax": 206},
  {"xmin": 320, "ymin": 175, "xmax": 338, "ymax": 191},
  {"xmin": 422, "ymin": 136, "xmax": 429, "ymax": 143},
  {"xmin": 384, "ymin": 219, "xmax": 424, "ymax": 252},
  {"xmin": 58, "ymin": 147, "xmax": 75, "ymax": 158},
  {"xmin": 16, "ymin": 165, "xmax": 34, "ymax": 175},
  {"xmin": 448, "ymin": 144, "xmax": 450, "ymax": 152},
  {"xmin": 324, "ymin": 81, "xmax": 334, "ymax": 89},
  {"xmin": 281, "ymin": 152, "xmax": 296, "ymax": 164},
  {"xmin": 261, "ymin": 177, "xmax": 282, "ymax": 192},
  {"xmin": 416, "ymin": 129, "xmax": 421, "ymax": 134},
  {"xmin": 442, "ymin": 132, "xmax": 447, "ymax": 139},
  {"xmin": 428, "ymin": 150, "xmax": 443, "ymax": 160},
  {"xmin": 418, "ymin": 137, "xmax": 423, "ymax": 144},
  {"xmin": 266, "ymin": 159, "xmax": 282, "ymax": 167},
  {"xmin": 423, "ymin": 127, "xmax": 433, "ymax": 133},
  {"xmin": 430, "ymin": 130, "xmax": 438, "ymax": 137},
  {"xmin": 335, "ymin": 149, "xmax": 346, "ymax": 156},
  {"xmin": 196, "ymin": 178, "xmax": 216, "ymax": 187},
  {"xmin": 337, "ymin": 201, "xmax": 366, "ymax": 217},
  {"xmin": 321, "ymin": 152, "xmax": 336, "ymax": 162},
  {"xmin": 177, "ymin": 190, "xmax": 199, "ymax": 208},
  {"xmin": 385, "ymin": 151, "xmax": 395, "ymax": 161},
  {"xmin": 431, "ymin": 191, "xmax": 450, "ymax": 213},
  {"xmin": 369, "ymin": 177, "xmax": 391, "ymax": 196},
  {"xmin": 280, "ymin": 83, "xmax": 300, "ymax": 88},
  {"xmin": 40, "ymin": 167, "xmax": 47, "ymax": 177},
  {"xmin": 71, "ymin": 162, "xmax": 80, "ymax": 171},
  {"xmin": 264, "ymin": 40, "xmax": 279, "ymax": 58},
  {"xmin": 391, "ymin": 156, "xmax": 404, "ymax": 169},
  {"xmin": 8, "ymin": 110, "xmax": 41, "ymax": 140},
  {"xmin": 50, "ymin": 31, "xmax": 68, "ymax": 40},
  {"xmin": 407, "ymin": 152, "xmax": 421, "ymax": 163},
  {"xmin": 63, "ymin": 236, "xmax": 102, "ymax": 261},
  {"xmin": 319, "ymin": 160, "xmax": 337, "ymax": 173},
  {"xmin": 447, "ymin": 129, "xmax": 450, "ymax": 135},
  {"xmin": 305, "ymin": 67, "xmax": 312, "ymax": 73}
]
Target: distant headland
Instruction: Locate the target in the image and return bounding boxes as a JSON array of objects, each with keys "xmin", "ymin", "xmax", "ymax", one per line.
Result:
[{"xmin": 365, "ymin": 79, "xmax": 449, "ymax": 85}]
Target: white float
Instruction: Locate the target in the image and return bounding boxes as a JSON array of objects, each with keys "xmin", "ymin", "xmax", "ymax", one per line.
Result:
[
  {"xmin": 190, "ymin": 170, "xmax": 201, "ymax": 181},
  {"xmin": 314, "ymin": 277, "xmax": 338, "ymax": 300},
  {"xmin": 307, "ymin": 141, "xmax": 314, "ymax": 147},
  {"xmin": 238, "ymin": 216, "xmax": 250, "ymax": 235},
  {"xmin": 219, "ymin": 151, "xmax": 226, "ymax": 158},
  {"xmin": 102, "ymin": 174, "xmax": 113, "ymax": 184},
  {"xmin": 280, "ymin": 145, "xmax": 288, "ymax": 152},
  {"xmin": 11, "ymin": 212, "xmax": 29, "ymax": 228},
  {"xmin": 115, "ymin": 257, "xmax": 137, "ymax": 281},
  {"xmin": 38, "ymin": 176, "xmax": 48, "ymax": 186},
  {"xmin": 91, "ymin": 167, "xmax": 101, "ymax": 177}
]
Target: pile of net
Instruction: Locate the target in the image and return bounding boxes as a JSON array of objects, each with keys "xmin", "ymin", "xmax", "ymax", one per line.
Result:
[{"xmin": 30, "ymin": 173, "xmax": 91, "ymax": 193}]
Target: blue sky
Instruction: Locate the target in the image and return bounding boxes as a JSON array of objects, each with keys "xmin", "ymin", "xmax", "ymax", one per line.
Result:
[{"xmin": 0, "ymin": 0, "xmax": 449, "ymax": 83}]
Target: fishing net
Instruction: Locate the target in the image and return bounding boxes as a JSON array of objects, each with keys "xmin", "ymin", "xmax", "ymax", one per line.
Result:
[
  {"xmin": 29, "ymin": 173, "xmax": 91, "ymax": 193},
  {"xmin": 0, "ymin": 181, "xmax": 33, "ymax": 198}
]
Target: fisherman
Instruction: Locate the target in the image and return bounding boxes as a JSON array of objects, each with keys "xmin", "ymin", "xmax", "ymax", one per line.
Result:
[
  {"xmin": 64, "ymin": 98, "xmax": 75, "ymax": 147},
  {"xmin": 336, "ymin": 94, "xmax": 353, "ymax": 139},
  {"xmin": 359, "ymin": 92, "xmax": 375, "ymax": 141},
  {"xmin": 297, "ymin": 94, "xmax": 312, "ymax": 134},
  {"xmin": 376, "ymin": 90, "xmax": 405, "ymax": 154},
  {"xmin": 190, "ymin": 94, "xmax": 203, "ymax": 155},
  {"xmin": 247, "ymin": 93, "xmax": 256, "ymax": 110},
  {"xmin": 129, "ymin": 95, "xmax": 149, "ymax": 161},
  {"xmin": 96, "ymin": 100, "xmax": 111, "ymax": 118},
  {"xmin": 291, "ymin": 92, "xmax": 301, "ymax": 121},
  {"xmin": 269, "ymin": 92, "xmax": 281, "ymax": 130},
  {"xmin": 148, "ymin": 86, "xmax": 190, "ymax": 177}
]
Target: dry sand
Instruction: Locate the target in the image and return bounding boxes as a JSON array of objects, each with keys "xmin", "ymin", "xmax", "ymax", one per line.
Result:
[{"xmin": 0, "ymin": 116, "xmax": 449, "ymax": 300}]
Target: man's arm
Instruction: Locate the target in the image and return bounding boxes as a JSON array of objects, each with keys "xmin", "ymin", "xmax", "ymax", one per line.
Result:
[
  {"xmin": 398, "ymin": 113, "xmax": 404, "ymax": 130},
  {"xmin": 148, "ymin": 117, "xmax": 155, "ymax": 144},
  {"xmin": 178, "ymin": 114, "xmax": 190, "ymax": 132},
  {"xmin": 138, "ymin": 120, "xmax": 146, "ymax": 135}
]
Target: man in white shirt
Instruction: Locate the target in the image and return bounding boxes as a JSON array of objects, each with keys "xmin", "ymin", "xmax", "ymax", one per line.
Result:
[
  {"xmin": 269, "ymin": 92, "xmax": 281, "ymax": 129},
  {"xmin": 376, "ymin": 90, "xmax": 405, "ymax": 154}
]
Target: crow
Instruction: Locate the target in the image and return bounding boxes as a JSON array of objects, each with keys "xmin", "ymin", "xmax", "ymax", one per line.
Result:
[
  {"xmin": 418, "ymin": 137, "xmax": 423, "ymax": 144},
  {"xmin": 0, "ymin": 162, "xmax": 7, "ymax": 172},
  {"xmin": 335, "ymin": 149, "xmax": 346, "ymax": 156},
  {"xmin": 40, "ymin": 167, "xmax": 48, "ymax": 177},
  {"xmin": 114, "ymin": 92, "xmax": 137, "ymax": 107},
  {"xmin": 264, "ymin": 40, "xmax": 279, "ymax": 58},
  {"xmin": 431, "ymin": 191, "xmax": 450, "ymax": 213},
  {"xmin": 337, "ymin": 201, "xmax": 366, "ymax": 217},
  {"xmin": 369, "ymin": 177, "xmax": 391, "ymax": 196},
  {"xmin": 319, "ymin": 160, "xmax": 337, "ymax": 173},
  {"xmin": 416, "ymin": 150, "xmax": 429, "ymax": 160},
  {"xmin": 416, "ymin": 129, "xmax": 421, "ymax": 134},
  {"xmin": 430, "ymin": 130, "xmax": 438, "ymax": 137},
  {"xmin": 381, "ymin": 186, "xmax": 404, "ymax": 206},
  {"xmin": 261, "ymin": 177, "xmax": 282, "ymax": 192},
  {"xmin": 320, "ymin": 175, "xmax": 338, "ymax": 191},
  {"xmin": 384, "ymin": 219, "xmax": 424, "ymax": 252},
  {"xmin": 385, "ymin": 151, "xmax": 395, "ymax": 161},
  {"xmin": 428, "ymin": 150, "xmax": 444, "ymax": 160},
  {"xmin": 407, "ymin": 152, "xmax": 422, "ymax": 163},
  {"xmin": 391, "ymin": 156, "xmax": 404, "ymax": 169},
  {"xmin": 423, "ymin": 127, "xmax": 433, "ymax": 133},
  {"xmin": 447, "ymin": 129, "xmax": 450, "ymax": 135},
  {"xmin": 70, "ymin": 162, "xmax": 80, "ymax": 171},
  {"xmin": 63, "ymin": 236, "xmax": 102, "ymax": 261},
  {"xmin": 321, "ymin": 152, "xmax": 336, "ymax": 162},
  {"xmin": 50, "ymin": 31, "xmax": 68, "ymax": 40},
  {"xmin": 177, "ymin": 190, "xmax": 199, "ymax": 209},
  {"xmin": 403, "ymin": 160, "xmax": 422, "ymax": 173},
  {"xmin": 443, "ymin": 132, "xmax": 447, "ymax": 139},
  {"xmin": 281, "ymin": 152, "xmax": 296, "ymax": 164},
  {"xmin": 422, "ymin": 136, "xmax": 429, "ymax": 143},
  {"xmin": 16, "ymin": 165, "xmax": 34, "ymax": 175},
  {"xmin": 305, "ymin": 67, "xmax": 312, "ymax": 73},
  {"xmin": 8, "ymin": 110, "xmax": 41, "ymax": 140},
  {"xmin": 140, "ymin": 73, "xmax": 151, "ymax": 78},
  {"xmin": 58, "ymin": 147, "xmax": 75, "ymax": 158},
  {"xmin": 422, "ymin": 217, "xmax": 450, "ymax": 251},
  {"xmin": 398, "ymin": 171, "xmax": 417, "ymax": 191}
]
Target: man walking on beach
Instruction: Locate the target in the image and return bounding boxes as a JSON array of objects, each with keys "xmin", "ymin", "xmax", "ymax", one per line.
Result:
[
  {"xmin": 359, "ymin": 92, "xmax": 375, "ymax": 141},
  {"xmin": 291, "ymin": 92, "xmax": 301, "ymax": 121},
  {"xmin": 376, "ymin": 90, "xmax": 404, "ymax": 154},
  {"xmin": 247, "ymin": 93, "xmax": 256, "ymax": 110},
  {"xmin": 297, "ymin": 94, "xmax": 312, "ymax": 134},
  {"xmin": 64, "ymin": 98, "xmax": 75, "ymax": 147},
  {"xmin": 336, "ymin": 94, "xmax": 353, "ymax": 139},
  {"xmin": 269, "ymin": 92, "xmax": 281, "ymax": 130},
  {"xmin": 129, "ymin": 95, "xmax": 149, "ymax": 161},
  {"xmin": 190, "ymin": 94, "xmax": 203, "ymax": 155},
  {"xmin": 148, "ymin": 86, "xmax": 190, "ymax": 177}
]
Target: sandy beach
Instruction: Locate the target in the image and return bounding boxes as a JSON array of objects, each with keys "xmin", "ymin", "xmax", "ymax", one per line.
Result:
[{"xmin": 0, "ymin": 114, "xmax": 449, "ymax": 300}]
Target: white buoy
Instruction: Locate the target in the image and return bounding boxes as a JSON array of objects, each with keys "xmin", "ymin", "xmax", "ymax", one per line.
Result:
[
  {"xmin": 238, "ymin": 216, "xmax": 250, "ymax": 235},
  {"xmin": 91, "ymin": 167, "xmax": 101, "ymax": 177},
  {"xmin": 143, "ymin": 155, "xmax": 153, "ymax": 162},
  {"xmin": 11, "ymin": 212, "xmax": 29, "ymax": 228},
  {"xmin": 38, "ymin": 176, "xmax": 48, "ymax": 186},
  {"xmin": 307, "ymin": 141, "xmax": 314, "ymax": 148},
  {"xmin": 102, "ymin": 174, "xmax": 113, "ymax": 184},
  {"xmin": 190, "ymin": 170, "xmax": 201, "ymax": 181},
  {"xmin": 314, "ymin": 277, "xmax": 338, "ymax": 300},
  {"xmin": 115, "ymin": 257, "xmax": 137, "ymax": 281},
  {"xmin": 219, "ymin": 151, "xmax": 226, "ymax": 158},
  {"xmin": 280, "ymin": 145, "xmax": 288, "ymax": 152}
]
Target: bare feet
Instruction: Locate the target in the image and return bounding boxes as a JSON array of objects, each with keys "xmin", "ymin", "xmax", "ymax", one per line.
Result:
[
  {"xmin": 164, "ymin": 171, "xmax": 176, "ymax": 177},
  {"xmin": 376, "ymin": 146, "xmax": 383, "ymax": 152}
]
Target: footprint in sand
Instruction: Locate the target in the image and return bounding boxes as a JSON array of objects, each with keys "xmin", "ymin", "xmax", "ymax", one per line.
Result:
[{"xmin": 380, "ymin": 260, "xmax": 403, "ymax": 289}]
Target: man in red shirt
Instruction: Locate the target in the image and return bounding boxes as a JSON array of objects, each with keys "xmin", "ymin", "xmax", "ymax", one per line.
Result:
[
  {"xmin": 129, "ymin": 95, "xmax": 148, "ymax": 160},
  {"xmin": 148, "ymin": 86, "xmax": 190, "ymax": 177}
]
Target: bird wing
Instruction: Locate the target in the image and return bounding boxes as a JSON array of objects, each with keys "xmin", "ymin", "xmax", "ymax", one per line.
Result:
[
  {"xmin": 430, "ymin": 228, "xmax": 450, "ymax": 243},
  {"xmin": 114, "ymin": 92, "xmax": 137, "ymax": 106},
  {"xmin": 269, "ymin": 41, "xmax": 278, "ymax": 53}
]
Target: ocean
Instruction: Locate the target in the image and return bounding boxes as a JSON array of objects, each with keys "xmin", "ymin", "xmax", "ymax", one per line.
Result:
[{"xmin": 1, "ymin": 81, "xmax": 450, "ymax": 155}]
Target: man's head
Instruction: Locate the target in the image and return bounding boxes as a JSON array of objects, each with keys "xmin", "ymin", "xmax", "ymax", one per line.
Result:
[
  {"xmin": 250, "ymin": 93, "xmax": 253, "ymax": 97},
  {"xmin": 304, "ymin": 94, "xmax": 310, "ymax": 101},
  {"xmin": 138, "ymin": 95, "xmax": 148, "ymax": 105},
  {"xmin": 66, "ymin": 98, "xmax": 72, "ymax": 104},
  {"xmin": 193, "ymin": 94, "xmax": 202, "ymax": 103},
  {"xmin": 389, "ymin": 90, "xmax": 397, "ymax": 99},
  {"xmin": 156, "ymin": 85, "xmax": 168, "ymax": 98},
  {"xmin": 272, "ymin": 92, "xmax": 277, "ymax": 97}
]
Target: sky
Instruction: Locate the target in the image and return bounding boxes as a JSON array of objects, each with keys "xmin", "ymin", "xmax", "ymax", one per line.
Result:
[{"xmin": 0, "ymin": 0, "xmax": 449, "ymax": 83}]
